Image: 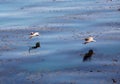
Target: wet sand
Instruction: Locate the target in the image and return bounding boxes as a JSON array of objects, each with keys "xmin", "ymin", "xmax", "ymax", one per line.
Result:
[{"xmin": 0, "ymin": 0, "xmax": 120, "ymax": 84}]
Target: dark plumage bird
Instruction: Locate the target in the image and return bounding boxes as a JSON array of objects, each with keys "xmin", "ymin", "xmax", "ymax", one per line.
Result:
[
  {"xmin": 29, "ymin": 42, "xmax": 40, "ymax": 53},
  {"xmin": 83, "ymin": 49, "xmax": 94, "ymax": 62}
]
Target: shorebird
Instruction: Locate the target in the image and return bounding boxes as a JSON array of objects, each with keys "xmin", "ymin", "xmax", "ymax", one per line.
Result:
[
  {"xmin": 29, "ymin": 42, "xmax": 40, "ymax": 53},
  {"xmin": 84, "ymin": 36, "xmax": 96, "ymax": 44},
  {"xmin": 83, "ymin": 49, "xmax": 94, "ymax": 62},
  {"xmin": 29, "ymin": 32, "xmax": 39, "ymax": 39}
]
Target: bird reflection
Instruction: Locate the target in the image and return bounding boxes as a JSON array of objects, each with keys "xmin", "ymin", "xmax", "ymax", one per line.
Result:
[
  {"xmin": 83, "ymin": 49, "xmax": 94, "ymax": 62},
  {"xmin": 29, "ymin": 42, "xmax": 40, "ymax": 53}
]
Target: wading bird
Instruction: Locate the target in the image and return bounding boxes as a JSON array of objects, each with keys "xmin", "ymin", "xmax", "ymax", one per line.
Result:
[
  {"xmin": 84, "ymin": 36, "xmax": 96, "ymax": 44},
  {"xmin": 29, "ymin": 32, "xmax": 39, "ymax": 39}
]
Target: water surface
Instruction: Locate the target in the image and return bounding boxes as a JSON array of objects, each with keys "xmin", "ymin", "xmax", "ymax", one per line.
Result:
[{"xmin": 0, "ymin": 0, "xmax": 120, "ymax": 84}]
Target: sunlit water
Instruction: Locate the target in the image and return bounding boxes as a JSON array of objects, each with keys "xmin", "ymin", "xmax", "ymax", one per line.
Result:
[{"xmin": 0, "ymin": 0, "xmax": 120, "ymax": 84}]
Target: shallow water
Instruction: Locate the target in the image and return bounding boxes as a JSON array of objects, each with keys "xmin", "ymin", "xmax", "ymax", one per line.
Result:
[{"xmin": 0, "ymin": 0, "xmax": 120, "ymax": 84}]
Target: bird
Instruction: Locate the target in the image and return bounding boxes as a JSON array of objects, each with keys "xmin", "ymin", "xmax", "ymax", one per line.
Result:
[
  {"xmin": 83, "ymin": 49, "xmax": 94, "ymax": 62},
  {"xmin": 29, "ymin": 42, "xmax": 40, "ymax": 53},
  {"xmin": 29, "ymin": 32, "xmax": 39, "ymax": 39},
  {"xmin": 84, "ymin": 36, "xmax": 96, "ymax": 44}
]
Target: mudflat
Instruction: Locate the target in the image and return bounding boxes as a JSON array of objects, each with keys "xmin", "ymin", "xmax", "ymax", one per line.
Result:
[{"xmin": 0, "ymin": 0, "xmax": 120, "ymax": 84}]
